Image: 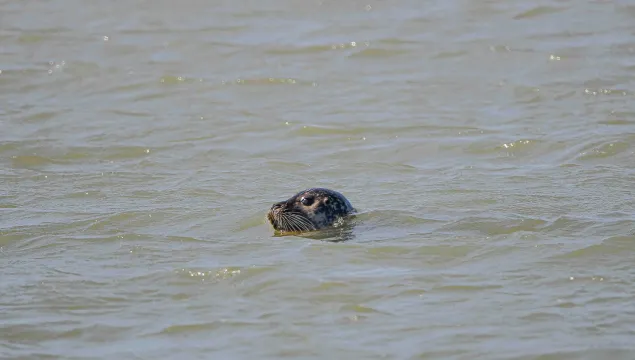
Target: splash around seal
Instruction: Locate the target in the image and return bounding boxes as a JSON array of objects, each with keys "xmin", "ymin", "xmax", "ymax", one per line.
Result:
[{"xmin": 267, "ymin": 188, "xmax": 355, "ymax": 234}]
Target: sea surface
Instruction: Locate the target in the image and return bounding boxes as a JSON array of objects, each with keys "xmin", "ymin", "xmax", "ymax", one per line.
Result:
[{"xmin": 2, "ymin": 1, "xmax": 635, "ymax": 359}]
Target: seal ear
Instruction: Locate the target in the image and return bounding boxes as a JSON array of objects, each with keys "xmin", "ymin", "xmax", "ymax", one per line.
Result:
[{"xmin": 323, "ymin": 197, "xmax": 329, "ymax": 204}]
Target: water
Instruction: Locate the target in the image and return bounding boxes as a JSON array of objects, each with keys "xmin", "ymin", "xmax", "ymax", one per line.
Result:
[{"xmin": 2, "ymin": 1, "xmax": 635, "ymax": 359}]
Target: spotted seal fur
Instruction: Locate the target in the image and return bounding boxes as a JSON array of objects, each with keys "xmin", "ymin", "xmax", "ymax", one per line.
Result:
[{"xmin": 267, "ymin": 188, "xmax": 355, "ymax": 234}]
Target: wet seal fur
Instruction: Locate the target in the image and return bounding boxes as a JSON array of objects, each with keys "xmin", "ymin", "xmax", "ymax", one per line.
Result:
[{"xmin": 267, "ymin": 188, "xmax": 355, "ymax": 234}]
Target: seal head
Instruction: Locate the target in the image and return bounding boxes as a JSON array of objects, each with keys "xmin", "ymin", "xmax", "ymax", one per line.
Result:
[{"xmin": 267, "ymin": 188, "xmax": 355, "ymax": 234}]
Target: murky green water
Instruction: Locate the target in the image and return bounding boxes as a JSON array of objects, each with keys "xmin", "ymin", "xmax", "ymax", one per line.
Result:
[{"xmin": 2, "ymin": 1, "xmax": 635, "ymax": 359}]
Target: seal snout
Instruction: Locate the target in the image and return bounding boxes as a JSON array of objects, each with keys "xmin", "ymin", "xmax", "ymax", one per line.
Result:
[
  {"xmin": 267, "ymin": 201, "xmax": 286, "ymax": 231},
  {"xmin": 271, "ymin": 201, "xmax": 283, "ymax": 209},
  {"xmin": 270, "ymin": 201, "xmax": 287, "ymax": 212}
]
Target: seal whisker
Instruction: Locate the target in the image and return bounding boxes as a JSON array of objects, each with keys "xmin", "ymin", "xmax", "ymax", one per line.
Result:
[
  {"xmin": 292, "ymin": 217, "xmax": 311, "ymax": 232},
  {"xmin": 282, "ymin": 215, "xmax": 295, "ymax": 232},
  {"xmin": 289, "ymin": 220, "xmax": 309, "ymax": 232},
  {"xmin": 281, "ymin": 214, "xmax": 301, "ymax": 233},
  {"xmin": 291, "ymin": 219, "xmax": 304, "ymax": 232},
  {"xmin": 281, "ymin": 215, "xmax": 294, "ymax": 232},
  {"xmin": 286, "ymin": 213, "xmax": 315, "ymax": 232},
  {"xmin": 277, "ymin": 211, "xmax": 317, "ymax": 233}
]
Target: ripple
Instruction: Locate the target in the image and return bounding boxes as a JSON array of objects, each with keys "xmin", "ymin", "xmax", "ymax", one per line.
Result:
[
  {"xmin": 540, "ymin": 216, "xmax": 596, "ymax": 235},
  {"xmin": 364, "ymin": 244, "xmax": 479, "ymax": 263},
  {"xmin": 498, "ymin": 139, "xmax": 536, "ymax": 150},
  {"xmin": 554, "ymin": 235, "xmax": 635, "ymax": 259},
  {"xmin": 290, "ymin": 124, "xmax": 371, "ymax": 136},
  {"xmin": 2, "ymin": 322, "xmax": 132, "ymax": 343},
  {"xmin": 174, "ymin": 266, "xmax": 275, "ymax": 285},
  {"xmin": 264, "ymin": 159, "xmax": 313, "ymax": 171},
  {"xmin": 311, "ymin": 281, "xmax": 348, "ymax": 291},
  {"xmin": 265, "ymin": 41, "xmax": 369, "ymax": 55},
  {"xmin": 513, "ymin": 86, "xmax": 544, "ymax": 103},
  {"xmin": 583, "ymin": 88, "xmax": 631, "ymax": 96},
  {"xmin": 493, "ymin": 139, "xmax": 544, "ymax": 157},
  {"xmin": 86, "ymin": 212, "xmax": 155, "ymax": 232},
  {"xmin": 102, "ymin": 146, "xmax": 153, "ymax": 160},
  {"xmin": 215, "ymin": 77, "xmax": 314, "ymax": 86},
  {"xmin": 519, "ymin": 311, "xmax": 565, "ymax": 321},
  {"xmin": 339, "ymin": 304, "xmax": 385, "ymax": 315},
  {"xmin": 513, "ymin": 6, "xmax": 566, "ymax": 20},
  {"xmin": 0, "ymin": 202, "xmax": 18, "ymax": 209},
  {"xmin": 578, "ymin": 141, "xmax": 631, "ymax": 161},
  {"xmin": 6, "ymin": 144, "xmax": 156, "ymax": 172},
  {"xmin": 21, "ymin": 110, "xmax": 63, "ymax": 123},
  {"xmin": 349, "ymin": 47, "xmax": 411, "ymax": 58},
  {"xmin": 599, "ymin": 111, "xmax": 635, "ymax": 125},
  {"xmin": 155, "ymin": 322, "xmax": 228, "ymax": 335},
  {"xmin": 431, "ymin": 284, "xmax": 503, "ymax": 292},
  {"xmin": 440, "ymin": 217, "xmax": 548, "ymax": 236},
  {"xmin": 11, "ymin": 154, "xmax": 55, "ymax": 169}
]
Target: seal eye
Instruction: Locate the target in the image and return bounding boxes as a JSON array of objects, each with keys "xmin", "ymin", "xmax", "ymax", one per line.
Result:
[{"xmin": 300, "ymin": 196, "xmax": 314, "ymax": 206}]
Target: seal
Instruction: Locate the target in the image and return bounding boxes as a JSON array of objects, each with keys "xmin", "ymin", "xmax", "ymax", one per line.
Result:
[{"xmin": 267, "ymin": 188, "xmax": 355, "ymax": 234}]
